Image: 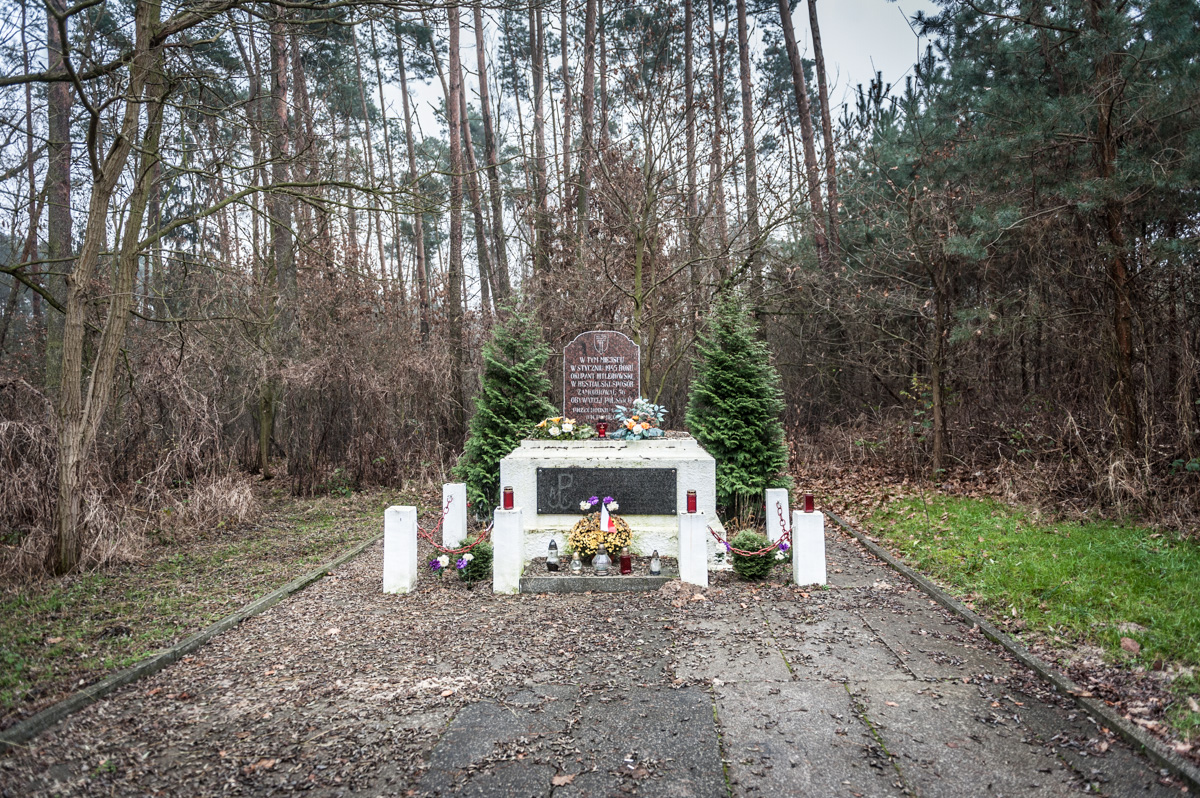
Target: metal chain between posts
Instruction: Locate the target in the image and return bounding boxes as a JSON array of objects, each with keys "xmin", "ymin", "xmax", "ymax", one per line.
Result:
[
  {"xmin": 416, "ymin": 494, "xmax": 493, "ymax": 555},
  {"xmin": 706, "ymin": 500, "xmax": 792, "ymax": 557}
]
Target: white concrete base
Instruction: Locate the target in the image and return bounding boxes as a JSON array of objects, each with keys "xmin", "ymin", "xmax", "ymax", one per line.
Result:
[
  {"xmin": 792, "ymin": 510, "xmax": 827, "ymax": 586},
  {"xmin": 492, "ymin": 507, "xmax": 524, "ymax": 594},
  {"xmin": 499, "ymin": 438, "xmax": 730, "ymax": 568},
  {"xmin": 678, "ymin": 513, "xmax": 709, "ymax": 588},
  {"xmin": 765, "ymin": 488, "xmax": 789, "ymax": 543},
  {"xmin": 442, "ymin": 483, "xmax": 467, "ymax": 548},
  {"xmin": 383, "ymin": 506, "xmax": 418, "ymax": 594}
]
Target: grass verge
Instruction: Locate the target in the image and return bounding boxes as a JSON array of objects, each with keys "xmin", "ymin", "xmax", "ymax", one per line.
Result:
[
  {"xmin": 0, "ymin": 487, "xmax": 423, "ymax": 731},
  {"xmin": 868, "ymin": 493, "xmax": 1200, "ymax": 741}
]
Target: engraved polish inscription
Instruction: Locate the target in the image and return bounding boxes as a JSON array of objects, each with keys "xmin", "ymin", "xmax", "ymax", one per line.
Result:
[
  {"xmin": 536, "ymin": 467, "xmax": 677, "ymax": 515},
  {"xmin": 563, "ymin": 331, "xmax": 640, "ymax": 425}
]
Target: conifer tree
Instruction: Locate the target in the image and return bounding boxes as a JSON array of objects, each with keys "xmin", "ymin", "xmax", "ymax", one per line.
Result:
[
  {"xmin": 686, "ymin": 293, "xmax": 790, "ymax": 519},
  {"xmin": 454, "ymin": 305, "xmax": 556, "ymax": 511}
]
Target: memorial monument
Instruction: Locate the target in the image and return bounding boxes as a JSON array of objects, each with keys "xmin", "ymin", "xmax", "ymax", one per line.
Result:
[{"xmin": 498, "ymin": 330, "xmax": 727, "ymax": 568}]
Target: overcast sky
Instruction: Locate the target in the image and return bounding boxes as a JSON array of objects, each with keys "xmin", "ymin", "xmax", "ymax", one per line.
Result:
[{"xmin": 782, "ymin": 0, "xmax": 941, "ymax": 105}]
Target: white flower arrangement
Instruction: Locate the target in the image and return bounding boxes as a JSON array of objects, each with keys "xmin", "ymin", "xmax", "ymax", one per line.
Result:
[{"xmin": 463, "ymin": 553, "xmax": 474, "ymax": 562}]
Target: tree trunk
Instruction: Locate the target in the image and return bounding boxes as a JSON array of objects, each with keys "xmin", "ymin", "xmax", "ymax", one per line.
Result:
[
  {"xmin": 707, "ymin": 0, "xmax": 729, "ymax": 276},
  {"xmin": 806, "ymin": 0, "xmax": 840, "ymax": 254},
  {"xmin": 447, "ymin": 5, "xmax": 467, "ymax": 441},
  {"xmin": 396, "ymin": 30, "xmax": 431, "ymax": 340},
  {"xmin": 53, "ymin": 0, "xmax": 166, "ymax": 573},
  {"xmin": 599, "ymin": 0, "xmax": 609, "ymax": 148},
  {"xmin": 578, "ymin": 0, "xmax": 597, "ymax": 251},
  {"xmin": 460, "ymin": 84, "xmax": 495, "ymax": 319},
  {"xmin": 776, "ymin": 0, "xmax": 830, "ymax": 270},
  {"xmin": 735, "ymin": 0, "xmax": 760, "ymax": 288},
  {"xmin": 44, "ymin": 0, "xmax": 72, "ymax": 393},
  {"xmin": 1086, "ymin": 0, "xmax": 1138, "ymax": 455},
  {"xmin": 560, "ymin": 0, "xmax": 574, "ymax": 237},
  {"xmin": 474, "ymin": 2, "xmax": 510, "ymax": 301},
  {"xmin": 684, "ymin": 0, "xmax": 698, "ymax": 263},
  {"xmin": 530, "ymin": 3, "xmax": 551, "ymax": 276},
  {"xmin": 369, "ymin": 20, "xmax": 406, "ymax": 307}
]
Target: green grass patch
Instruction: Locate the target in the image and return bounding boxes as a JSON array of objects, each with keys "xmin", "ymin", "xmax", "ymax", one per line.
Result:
[
  {"xmin": 0, "ymin": 488, "xmax": 422, "ymax": 730},
  {"xmin": 869, "ymin": 495, "xmax": 1200, "ymax": 666}
]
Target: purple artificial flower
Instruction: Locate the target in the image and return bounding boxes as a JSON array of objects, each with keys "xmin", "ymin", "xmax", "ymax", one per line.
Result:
[
  {"xmin": 779, "ymin": 541, "xmax": 790, "ymax": 552},
  {"xmin": 456, "ymin": 558, "xmax": 468, "ymax": 570},
  {"xmin": 602, "ymin": 496, "xmax": 614, "ymax": 505},
  {"xmin": 429, "ymin": 559, "xmax": 442, "ymax": 571},
  {"xmin": 724, "ymin": 541, "xmax": 732, "ymax": 552},
  {"xmin": 589, "ymin": 495, "xmax": 599, "ymax": 505}
]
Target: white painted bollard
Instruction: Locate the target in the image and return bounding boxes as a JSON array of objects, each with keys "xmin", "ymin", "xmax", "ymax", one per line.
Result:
[
  {"xmin": 792, "ymin": 509, "xmax": 827, "ymax": 586},
  {"xmin": 678, "ymin": 512, "xmax": 709, "ymax": 588},
  {"xmin": 383, "ymin": 506, "xmax": 418, "ymax": 594},
  {"xmin": 765, "ymin": 488, "xmax": 789, "ymax": 543},
  {"xmin": 492, "ymin": 507, "xmax": 524, "ymax": 594},
  {"xmin": 442, "ymin": 483, "xmax": 468, "ymax": 548}
]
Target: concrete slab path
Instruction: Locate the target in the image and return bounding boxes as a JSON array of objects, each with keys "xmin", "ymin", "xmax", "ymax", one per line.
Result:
[{"xmin": 0, "ymin": 528, "xmax": 1187, "ymax": 797}]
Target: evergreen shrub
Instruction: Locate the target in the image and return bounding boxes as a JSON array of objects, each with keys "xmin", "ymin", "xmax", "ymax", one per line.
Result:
[
  {"xmin": 453, "ymin": 305, "xmax": 556, "ymax": 511},
  {"xmin": 457, "ymin": 541, "xmax": 493, "ymax": 583},
  {"xmin": 730, "ymin": 530, "xmax": 774, "ymax": 580},
  {"xmin": 686, "ymin": 293, "xmax": 790, "ymax": 519}
]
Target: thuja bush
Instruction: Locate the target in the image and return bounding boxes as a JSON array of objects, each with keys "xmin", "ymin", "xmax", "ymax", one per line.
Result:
[
  {"xmin": 730, "ymin": 530, "xmax": 775, "ymax": 580},
  {"xmin": 454, "ymin": 304, "xmax": 556, "ymax": 511},
  {"xmin": 686, "ymin": 293, "xmax": 790, "ymax": 520},
  {"xmin": 458, "ymin": 541, "xmax": 493, "ymax": 583}
]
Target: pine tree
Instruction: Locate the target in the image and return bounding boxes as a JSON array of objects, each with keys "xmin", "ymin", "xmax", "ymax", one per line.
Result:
[
  {"xmin": 686, "ymin": 293, "xmax": 790, "ymax": 519},
  {"xmin": 454, "ymin": 305, "xmax": 556, "ymax": 511}
]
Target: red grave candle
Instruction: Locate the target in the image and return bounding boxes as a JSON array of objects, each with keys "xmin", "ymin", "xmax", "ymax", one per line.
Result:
[
  {"xmin": 686, "ymin": 489, "xmax": 697, "ymax": 514},
  {"xmin": 619, "ymin": 546, "xmax": 633, "ymax": 575},
  {"xmin": 502, "ymin": 486, "xmax": 514, "ymax": 511},
  {"xmin": 597, "ymin": 422, "xmax": 608, "ymax": 438},
  {"xmin": 804, "ymin": 493, "xmax": 815, "ymax": 513}
]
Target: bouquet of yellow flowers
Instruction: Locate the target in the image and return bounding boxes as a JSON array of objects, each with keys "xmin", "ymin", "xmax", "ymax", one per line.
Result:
[
  {"xmin": 567, "ymin": 496, "xmax": 632, "ymax": 558},
  {"xmin": 528, "ymin": 416, "xmax": 595, "ymax": 440}
]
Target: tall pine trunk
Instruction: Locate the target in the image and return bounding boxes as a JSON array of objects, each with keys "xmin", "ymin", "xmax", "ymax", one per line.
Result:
[
  {"xmin": 474, "ymin": 3, "xmax": 510, "ymax": 301},
  {"xmin": 806, "ymin": 0, "xmax": 840, "ymax": 254},
  {"xmin": 396, "ymin": 28, "xmax": 431, "ymax": 340},
  {"xmin": 44, "ymin": 0, "xmax": 72, "ymax": 393},
  {"xmin": 735, "ymin": 0, "xmax": 759, "ymax": 289},
  {"xmin": 447, "ymin": 5, "xmax": 467, "ymax": 441},
  {"xmin": 530, "ymin": 4, "xmax": 550, "ymax": 276},
  {"xmin": 776, "ymin": 0, "xmax": 830, "ymax": 270}
]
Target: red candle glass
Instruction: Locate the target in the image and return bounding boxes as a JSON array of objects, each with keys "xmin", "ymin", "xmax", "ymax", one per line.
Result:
[
  {"xmin": 502, "ymin": 486, "xmax": 514, "ymax": 511},
  {"xmin": 597, "ymin": 422, "xmax": 607, "ymax": 438},
  {"xmin": 804, "ymin": 493, "xmax": 815, "ymax": 513},
  {"xmin": 686, "ymin": 489, "xmax": 697, "ymax": 514},
  {"xmin": 619, "ymin": 546, "xmax": 632, "ymax": 575}
]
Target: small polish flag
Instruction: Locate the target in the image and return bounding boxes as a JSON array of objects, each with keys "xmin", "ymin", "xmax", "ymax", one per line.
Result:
[{"xmin": 600, "ymin": 503, "xmax": 615, "ymax": 533}]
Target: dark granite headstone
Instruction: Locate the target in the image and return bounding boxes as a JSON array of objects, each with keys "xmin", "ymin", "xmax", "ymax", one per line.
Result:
[
  {"xmin": 563, "ymin": 331, "xmax": 640, "ymax": 425},
  {"xmin": 537, "ymin": 467, "xmax": 677, "ymax": 515}
]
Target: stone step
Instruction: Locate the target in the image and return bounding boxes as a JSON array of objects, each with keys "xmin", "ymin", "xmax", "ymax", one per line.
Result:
[{"xmin": 519, "ymin": 572, "xmax": 678, "ymax": 594}]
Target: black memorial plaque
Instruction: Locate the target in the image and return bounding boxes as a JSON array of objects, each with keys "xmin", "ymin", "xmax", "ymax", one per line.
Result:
[
  {"xmin": 536, "ymin": 467, "xmax": 677, "ymax": 515},
  {"xmin": 563, "ymin": 330, "xmax": 641, "ymax": 425}
]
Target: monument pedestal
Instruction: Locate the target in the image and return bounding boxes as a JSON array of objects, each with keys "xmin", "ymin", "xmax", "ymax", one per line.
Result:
[{"xmin": 499, "ymin": 438, "xmax": 729, "ymax": 568}]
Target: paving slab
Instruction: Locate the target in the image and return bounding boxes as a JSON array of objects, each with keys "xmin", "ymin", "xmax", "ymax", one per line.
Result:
[
  {"xmin": 673, "ymin": 610, "xmax": 792, "ymax": 683},
  {"xmin": 716, "ymin": 680, "xmax": 903, "ymax": 797}
]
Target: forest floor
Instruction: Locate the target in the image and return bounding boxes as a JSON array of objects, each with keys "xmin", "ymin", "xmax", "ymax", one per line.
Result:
[
  {"xmin": 0, "ymin": 484, "xmax": 429, "ymax": 732},
  {"xmin": 0, "ymin": 469, "xmax": 1196, "ymax": 796}
]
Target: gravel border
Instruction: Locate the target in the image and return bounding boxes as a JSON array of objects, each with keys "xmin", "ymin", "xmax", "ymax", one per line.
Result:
[
  {"xmin": 0, "ymin": 532, "xmax": 382, "ymax": 755},
  {"xmin": 825, "ymin": 508, "xmax": 1200, "ymax": 792}
]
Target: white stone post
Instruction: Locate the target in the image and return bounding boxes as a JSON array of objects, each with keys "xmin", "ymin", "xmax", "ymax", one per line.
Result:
[
  {"xmin": 792, "ymin": 509, "xmax": 827, "ymax": 586},
  {"xmin": 765, "ymin": 488, "xmax": 789, "ymax": 543},
  {"xmin": 492, "ymin": 507, "xmax": 524, "ymax": 594},
  {"xmin": 383, "ymin": 506, "xmax": 418, "ymax": 594},
  {"xmin": 678, "ymin": 512, "xmax": 709, "ymax": 588},
  {"xmin": 442, "ymin": 483, "xmax": 468, "ymax": 548}
]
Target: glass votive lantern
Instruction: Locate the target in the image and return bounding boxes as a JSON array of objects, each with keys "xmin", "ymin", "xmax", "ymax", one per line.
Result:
[
  {"xmin": 649, "ymin": 550, "xmax": 661, "ymax": 576},
  {"xmin": 597, "ymin": 421, "xmax": 608, "ymax": 438},
  {"xmin": 502, "ymin": 486, "xmax": 514, "ymax": 511},
  {"xmin": 804, "ymin": 493, "xmax": 815, "ymax": 513},
  {"xmin": 570, "ymin": 551, "xmax": 582, "ymax": 574},
  {"xmin": 593, "ymin": 543, "xmax": 611, "ymax": 575},
  {"xmin": 686, "ymin": 489, "xmax": 697, "ymax": 514},
  {"xmin": 619, "ymin": 545, "xmax": 633, "ymax": 575},
  {"xmin": 547, "ymin": 539, "xmax": 560, "ymax": 571}
]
